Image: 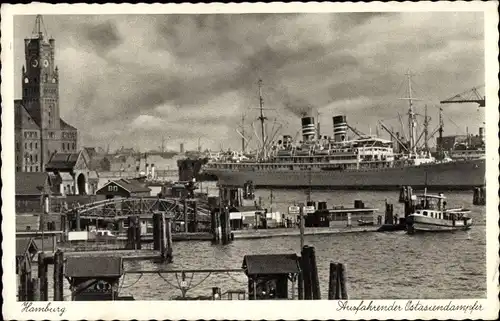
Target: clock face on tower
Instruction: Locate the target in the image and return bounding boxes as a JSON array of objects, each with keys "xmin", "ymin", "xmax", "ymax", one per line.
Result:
[
  {"xmin": 31, "ymin": 58, "xmax": 39, "ymax": 68},
  {"xmin": 43, "ymin": 60, "xmax": 49, "ymax": 67}
]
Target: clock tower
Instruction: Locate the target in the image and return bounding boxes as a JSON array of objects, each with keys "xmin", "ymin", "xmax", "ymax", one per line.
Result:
[
  {"xmin": 23, "ymin": 16, "xmax": 60, "ymax": 130},
  {"xmin": 16, "ymin": 15, "xmax": 77, "ymax": 172}
]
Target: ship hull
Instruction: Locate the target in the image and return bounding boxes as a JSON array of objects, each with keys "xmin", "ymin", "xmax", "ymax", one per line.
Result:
[
  {"xmin": 406, "ymin": 214, "xmax": 472, "ymax": 234},
  {"xmin": 204, "ymin": 159, "xmax": 485, "ymax": 190}
]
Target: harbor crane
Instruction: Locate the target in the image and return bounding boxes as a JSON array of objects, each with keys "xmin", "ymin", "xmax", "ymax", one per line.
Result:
[{"xmin": 440, "ymin": 85, "xmax": 485, "ymax": 107}]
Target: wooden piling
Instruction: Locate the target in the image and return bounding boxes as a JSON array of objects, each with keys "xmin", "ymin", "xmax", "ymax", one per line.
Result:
[
  {"xmin": 160, "ymin": 212, "xmax": 167, "ymax": 260},
  {"xmin": 135, "ymin": 216, "xmax": 141, "ymax": 250},
  {"xmin": 31, "ymin": 278, "xmax": 40, "ymax": 301},
  {"xmin": 183, "ymin": 198, "xmax": 188, "ymax": 232},
  {"xmin": 153, "ymin": 212, "xmax": 161, "ymax": 251},
  {"xmin": 53, "ymin": 250, "xmax": 64, "ymax": 301},
  {"xmin": 75, "ymin": 210, "xmax": 81, "ymax": 231},
  {"xmin": 166, "ymin": 218, "xmax": 173, "ymax": 262},
  {"xmin": 18, "ymin": 258, "xmax": 30, "ymax": 301},
  {"xmin": 339, "ymin": 263, "xmax": 348, "ymax": 299},
  {"xmin": 210, "ymin": 210, "xmax": 217, "ymax": 243},
  {"xmin": 304, "ymin": 246, "xmax": 321, "ymax": 299},
  {"xmin": 328, "ymin": 262, "xmax": 338, "ymax": 300},
  {"xmin": 38, "ymin": 252, "xmax": 48, "ymax": 301},
  {"xmin": 297, "ymin": 268, "xmax": 304, "ymax": 300},
  {"xmin": 192, "ymin": 200, "xmax": 198, "ymax": 232},
  {"xmin": 300, "ymin": 246, "xmax": 313, "ymax": 300}
]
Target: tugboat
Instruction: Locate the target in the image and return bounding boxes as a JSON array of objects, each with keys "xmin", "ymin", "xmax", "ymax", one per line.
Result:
[{"xmin": 406, "ymin": 192, "xmax": 472, "ymax": 234}]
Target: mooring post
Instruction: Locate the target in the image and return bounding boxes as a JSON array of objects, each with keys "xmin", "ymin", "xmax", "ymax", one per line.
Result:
[
  {"xmin": 297, "ymin": 269, "xmax": 304, "ymax": 300},
  {"xmin": 31, "ymin": 278, "xmax": 40, "ymax": 301},
  {"xmin": 339, "ymin": 263, "xmax": 348, "ymax": 299},
  {"xmin": 160, "ymin": 212, "xmax": 167, "ymax": 260},
  {"xmin": 300, "ymin": 246, "xmax": 313, "ymax": 300},
  {"xmin": 308, "ymin": 246, "xmax": 321, "ymax": 299},
  {"xmin": 53, "ymin": 249, "xmax": 64, "ymax": 301},
  {"xmin": 210, "ymin": 209, "xmax": 217, "ymax": 243},
  {"xmin": 38, "ymin": 252, "xmax": 48, "ymax": 301},
  {"xmin": 192, "ymin": 200, "xmax": 198, "ymax": 232},
  {"xmin": 52, "ymin": 235, "xmax": 57, "ymax": 252},
  {"xmin": 135, "ymin": 216, "xmax": 142, "ymax": 250},
  {"xmin": 75, "ymin": 210, "xmax": 81, "ymax": 231},
  {"xmin": 19, "ymin": 258, "xmax": 30, "ymax": 301},
  {"xmin": 328, "ymin": 262, "xmax": 337, "ymax": 300},
  {"xmin": 166, "ymin": 217, "xmax": 173, "ymax": 263},
  {"xmin": 183, "ymin": 198, "xmax": 188, "ymax": 232},
  {"xmin": 152, "ymin": 212, "xmax": 161, "ymax": 251}
]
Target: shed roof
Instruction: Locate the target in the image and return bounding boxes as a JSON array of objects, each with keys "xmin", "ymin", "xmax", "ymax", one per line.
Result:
[
  {"xmin": 231, "ymin": 205, "xmax": 263, "ymax": 213},
  {"xmin": 16, "ymin": 172, "xmax": 51, "ymax": 195},
  {"xmin": 65, "ymin": 256, "xmax": 123, "ymax": 278},
  {"xmin": 16, "ymin": 238, "xmax": 39, "ymax": 257},
  {"xmin": 97, "ymin": 179, "xmax": 151, "ymax": 194},
  {"xmin": 60, "ymin": 118, "xmax": 77, "ymax": 130},
  {"xmin": 242, "ymin": 254, "xmax": 300, "ymax": 275}
]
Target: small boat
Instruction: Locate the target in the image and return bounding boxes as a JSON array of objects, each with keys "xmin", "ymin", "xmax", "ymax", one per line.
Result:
[
  {"xmin": 406, "ymin": 192, "xmax": 472, "ymax": 234},
  {"xmin": 357, "ymin": 219, "xmax": 374, "ymax": 226}
]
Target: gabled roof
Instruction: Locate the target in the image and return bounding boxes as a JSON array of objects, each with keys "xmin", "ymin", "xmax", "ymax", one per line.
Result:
[
  {"xmin": 45, "ymin": 152, "xmax": 79, "ymax": 170},
  {"xmin": 60, "ymin": 118, "xmax": 77, "ymax": 130},
  {"xmin": 15, "ymin": 100, "xmax": 40, "ymax": 130},
  {"xmin": 97, "ymin": 178, "xmax": 151, "ymax": 194},
  {"xmin": 16, "ymin": 172, "xmax": 51, "ymax": 195},
  {"xmin": 65, "ymin": 256, "xmax": 123, "ymax": 278},
  {"xmin": 242, "ymin": 254, "xmax": 301, "ymax": 276}
]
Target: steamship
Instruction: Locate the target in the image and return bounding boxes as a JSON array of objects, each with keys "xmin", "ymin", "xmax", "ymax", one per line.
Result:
[{"xmin": 202, "ymin": 79, "xmax": 485, "ymax": 190}]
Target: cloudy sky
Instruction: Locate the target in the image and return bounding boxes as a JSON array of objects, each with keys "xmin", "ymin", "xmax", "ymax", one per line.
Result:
[{"xmin": 14, "ymin": 12, "xmax": 485, "ymax": 152}]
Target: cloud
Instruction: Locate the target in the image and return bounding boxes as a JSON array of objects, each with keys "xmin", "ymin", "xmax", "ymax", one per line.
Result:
[{"xmin": 13, "ymin": 12, "xmax": 485, "ymax": 152}]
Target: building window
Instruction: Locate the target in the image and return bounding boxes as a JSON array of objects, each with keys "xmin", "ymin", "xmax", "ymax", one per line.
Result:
[
  {"xmin": 25, "ymin": 143, "xmax": 27, "ymax": 149},
  {"xmin": 62, "ymin": 142, "xmax": 65, "ymax": 150},
  {"xmin": 16, "ymin": 143, "xmax": 20, "ymax": 151},
  {"xmin": 29, "ymin": 166, "xmax": 32, "ymax": 172},
  {"xmin": 30, "ymin": 155, "xmax": 33, "ymax": 162},
  {"xmin": 35, "ymin": 142, "xmax": 38, "ymax": 149},
  {"xmin": 35, "ymin": 166, "xmax": 39, "ymax": 172},
  {"xmin": 35, "ymin": 154, "xmax": 38, "ymax": 162},
  {"xmin": 72, "ymin": 143, "xmax": 75, "ymax": 150},
  {"xmin": 30, "ymin": 142, "xmax": 32, "ymax": 150}
]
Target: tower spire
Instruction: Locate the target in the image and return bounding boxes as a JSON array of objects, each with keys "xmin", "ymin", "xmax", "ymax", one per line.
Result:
[{"xmin": 32, "ymin": 15, "xmax": 49, "ymax": 39}]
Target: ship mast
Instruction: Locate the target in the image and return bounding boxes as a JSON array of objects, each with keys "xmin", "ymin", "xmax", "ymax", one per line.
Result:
[
  {"xmin": 257, "ymin": 79, "xmax": 267, "ymax": 160},
  {"xmin": 241, "ymin": 114, "xmax": 246, "ymax": 153},
  {"xmin": 423, "ymin": 104, "xmax": 429, "ymax": 153},
  {"xmin": 438, "ymin": 107, "xmax": 444, "ymax": 158},
  {"xmin": 399, "ymin": 69, "xmax": 420, "ymax": 155}
]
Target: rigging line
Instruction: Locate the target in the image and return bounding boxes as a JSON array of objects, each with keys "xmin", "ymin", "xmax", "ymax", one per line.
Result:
[
  {"xmin": 120, "ymin": 273, "xmax": 144, "ymax": 289},
  {"xmin": 225, "ymin": 272, "xmax": 248, "ymax": 284},
  {"xmin": 157, "ymin": 272, "xmax": 182, "ymax": 290},
  {"xmin": 186, "ymin": 272, "xmax": 212, "ymax": 291}
]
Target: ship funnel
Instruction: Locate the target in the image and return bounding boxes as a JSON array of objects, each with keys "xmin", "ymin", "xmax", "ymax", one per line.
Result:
[
  {"xmin": 301, "ymin": 117, "xmax": 316, "ymax": 141},
  {"xmin": 479, "ymin": 127, "xmax": 485, "ymax": 142},
  {"xmin": 333, "ymin": 115, "xmax": 347, "ymax": 142}
]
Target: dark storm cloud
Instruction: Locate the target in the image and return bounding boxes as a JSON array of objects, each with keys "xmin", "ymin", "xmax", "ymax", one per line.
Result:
[
  {"xmin": 13, "ymin": 12, "xmax": 485, "ymax": 151},
  {"xmin": 82, "ymin": 20, "xmax": 122, "ymax": 55}
]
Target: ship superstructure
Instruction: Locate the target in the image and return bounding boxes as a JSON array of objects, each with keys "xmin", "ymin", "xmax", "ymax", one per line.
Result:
[{"xmin": 202, "ymin": 76, "xmax": 485, "ymax": 190}]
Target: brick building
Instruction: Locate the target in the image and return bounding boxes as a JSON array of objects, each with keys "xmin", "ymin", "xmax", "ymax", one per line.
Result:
[{"xmin": 15, "ymin": 15, "xmax": 77, "ymax": 173}]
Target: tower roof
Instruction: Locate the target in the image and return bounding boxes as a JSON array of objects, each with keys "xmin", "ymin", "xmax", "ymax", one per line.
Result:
[{"xmin": 30, "ymin": 15, "xmax": 50, "ymax": 40}]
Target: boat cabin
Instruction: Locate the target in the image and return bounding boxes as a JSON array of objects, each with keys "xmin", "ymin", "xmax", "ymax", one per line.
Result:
[
  {"xmin": 412, "ymin": 194, "xmax": 466, "ymax": 220},
  {"xmin": 414, "ymin": 194, "xmax": 446, "ymax": 211}
]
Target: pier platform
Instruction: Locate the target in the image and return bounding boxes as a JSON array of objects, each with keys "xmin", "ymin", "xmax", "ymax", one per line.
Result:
[{"xmin": 232, "ymin": 226, "xmax": 379, "ymax": 240}]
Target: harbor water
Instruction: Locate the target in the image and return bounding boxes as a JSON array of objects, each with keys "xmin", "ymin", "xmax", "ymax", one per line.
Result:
[{"xmin": 49, "ymin": 189, "xmax": 486, "ymax": 300}]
